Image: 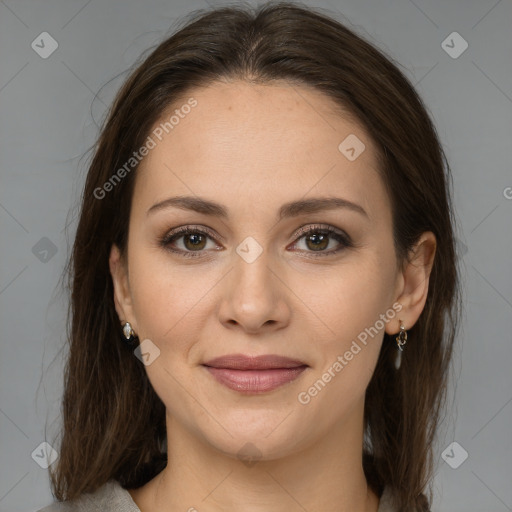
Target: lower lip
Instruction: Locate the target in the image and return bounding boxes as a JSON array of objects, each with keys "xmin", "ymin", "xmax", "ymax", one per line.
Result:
[{"xmin": 203, "ymin": 365, "xmax": 308, "ymax": 393}]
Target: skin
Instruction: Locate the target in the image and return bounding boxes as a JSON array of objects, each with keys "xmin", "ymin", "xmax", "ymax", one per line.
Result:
[{"xmin": 109, "ymin": 79, "xmax": 436, "ymax": 512}]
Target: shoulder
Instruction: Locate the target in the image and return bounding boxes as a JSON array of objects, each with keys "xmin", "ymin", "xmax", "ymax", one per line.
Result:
[{"xmin": 35, "ymin": 479, "xmax": 140, "ymax": 512}]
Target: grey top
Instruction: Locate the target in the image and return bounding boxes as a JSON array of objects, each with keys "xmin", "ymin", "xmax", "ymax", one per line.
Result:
[{"xmin": 36, "ymin": 479, "xmax": 398, "ymax": 511}]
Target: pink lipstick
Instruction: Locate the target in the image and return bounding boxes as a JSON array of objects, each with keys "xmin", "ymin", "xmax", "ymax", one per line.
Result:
[{"xmin": 202, "ymin": 354, "xmax": 308, "ymax": 393}]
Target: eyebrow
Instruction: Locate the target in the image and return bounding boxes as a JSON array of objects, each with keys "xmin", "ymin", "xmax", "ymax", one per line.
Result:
[{"xmin": 146, "ymin": 195, "xmax": 368, "ymax": 220}]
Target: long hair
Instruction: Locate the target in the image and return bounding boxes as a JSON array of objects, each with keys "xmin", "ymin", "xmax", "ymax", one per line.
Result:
[{"xmin": 49, "ymin": 3, "xmax": 461, "ymax": 511}]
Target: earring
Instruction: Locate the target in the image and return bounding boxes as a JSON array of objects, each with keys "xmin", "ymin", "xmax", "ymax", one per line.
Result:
[
  {"xmin": 121, "ymin": 321, "xmax": 138, "ymax": 347},
  {"xmin": 394, "ymin": 319, "xmax": 407, "ymax": 370}
]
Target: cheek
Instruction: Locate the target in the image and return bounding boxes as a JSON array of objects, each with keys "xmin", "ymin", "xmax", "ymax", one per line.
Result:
[
  {"xmin": 128, "ymin": 249, "xmax": 216, "ymax": 349},
  {"xmin": 296, "ymin": 250, "xmax": 396, "ymax": 403},
  {"xmin": 294, "ymin": 265, "xmax": 391, "ymax": 425},
  {"xmin": 297, "ymin": 255, "xmax": 395, "ymax": 345}
]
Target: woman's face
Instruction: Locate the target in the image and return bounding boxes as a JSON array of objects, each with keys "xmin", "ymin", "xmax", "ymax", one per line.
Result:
[{"xmin": 110, "ymin": 80, "xmax": 405, "ymax": 460}]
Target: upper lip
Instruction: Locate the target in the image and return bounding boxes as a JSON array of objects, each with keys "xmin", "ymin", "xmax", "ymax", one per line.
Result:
[{"xmin": 203, "ymin": 354, "xmax": 307, "ymax": 370}]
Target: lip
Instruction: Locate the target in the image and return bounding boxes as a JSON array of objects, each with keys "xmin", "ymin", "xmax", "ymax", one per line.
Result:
[
  {"xmin": 202, "ymin": 354, "xmax": 309, "ymax": 394},
  {"xmin": 203, "ymin": 354, "xmax": 307, "ymax": 370}
]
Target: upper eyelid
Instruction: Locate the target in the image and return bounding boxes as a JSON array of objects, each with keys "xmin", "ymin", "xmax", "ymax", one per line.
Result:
[{"xmin": 293, "ymin": 223, "xmax": 348, "ymax": 239}]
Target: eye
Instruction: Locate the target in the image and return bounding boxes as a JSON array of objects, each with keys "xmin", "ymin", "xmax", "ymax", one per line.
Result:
[
  {"xmin": 159, "ymin": 226, "xmax": 221, "ymax": 259},
  {"xmin": 159, "ymin": 223, "xmax": 353, "ymax": 259},
  {"xmin": 289, "ymin": 223, "xmax": 353, "ymax": 257}
]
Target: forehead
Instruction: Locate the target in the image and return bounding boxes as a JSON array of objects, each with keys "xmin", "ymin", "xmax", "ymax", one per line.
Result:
[{"xmin": 133, "ymin": 80, "xmax": 389, "ymax": 222}]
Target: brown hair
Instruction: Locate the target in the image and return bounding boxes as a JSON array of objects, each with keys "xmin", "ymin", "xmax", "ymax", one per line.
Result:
[{"xmin": 48, "ymin": 2, "xmax": 461, "ymax": 511}]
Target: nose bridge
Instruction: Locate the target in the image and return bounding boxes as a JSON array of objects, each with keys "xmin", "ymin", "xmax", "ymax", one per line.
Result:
[
  {"xmin": 233, "ymin": 235, "xmax": 275, "ymax": 306},
  {"xmin": 220, "ymin": 234, "xmax": 289, "ymax": 331}
]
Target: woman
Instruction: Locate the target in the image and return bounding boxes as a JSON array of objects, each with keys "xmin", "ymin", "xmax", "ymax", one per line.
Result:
[{"xmin": 38, "ymin": 2, "xmax": 461, "ymax": 511}]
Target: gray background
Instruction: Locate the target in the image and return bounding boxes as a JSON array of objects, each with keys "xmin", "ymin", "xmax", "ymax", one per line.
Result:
[{"xmin": 1, "ymin": 0, "xmax": 511, "ymax": 511}]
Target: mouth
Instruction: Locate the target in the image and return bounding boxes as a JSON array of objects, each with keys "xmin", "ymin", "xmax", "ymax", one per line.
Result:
[{"xmin": 202, "ymin": 354, "xmax": 309, "ymax": 394}]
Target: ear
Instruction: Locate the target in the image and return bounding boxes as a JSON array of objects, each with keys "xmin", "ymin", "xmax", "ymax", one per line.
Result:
[
  {"xmin": 385, "ymin": 231, "xmax": 437, "ymax": 335},
  {"xmin": 109, "ymin": 244, "xmax": 138, "ymax": 333}
]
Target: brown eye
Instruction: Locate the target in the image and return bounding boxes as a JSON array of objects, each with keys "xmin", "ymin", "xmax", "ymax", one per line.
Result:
[
  {"xmin": 291, "ymin": 225, "xmax": 353, "ymax": 257},
  {"xmin": 304, "ymin": 232, "xmax": 330, "ymax": 251},
  {"xmin": 160, "ymin": 226, "xmax": 219, "ymax": 258},
  {"xmin": 182, "ymin": 232, "xmax": 207, "ymax": 251}
]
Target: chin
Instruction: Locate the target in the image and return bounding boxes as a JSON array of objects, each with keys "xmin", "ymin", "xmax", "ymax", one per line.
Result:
[{"xmin": 197, "ymin": 417, "xmax": 310, "ymax": 464}]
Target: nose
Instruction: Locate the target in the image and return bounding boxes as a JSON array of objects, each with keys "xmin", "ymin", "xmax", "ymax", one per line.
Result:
[{"xmin": 218, "ymin": 245, "xmax": 291, "ymax": 334}]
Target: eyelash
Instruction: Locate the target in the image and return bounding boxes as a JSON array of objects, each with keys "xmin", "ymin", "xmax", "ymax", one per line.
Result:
[{"xmin": 159, "ymin": 224, "xmax": 353, "ymax": 259}]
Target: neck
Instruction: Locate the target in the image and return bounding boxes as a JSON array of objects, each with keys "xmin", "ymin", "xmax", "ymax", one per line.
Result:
[{"xmin": 130, "ymin": 401, "xmax": 380, "ymax": 512}]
